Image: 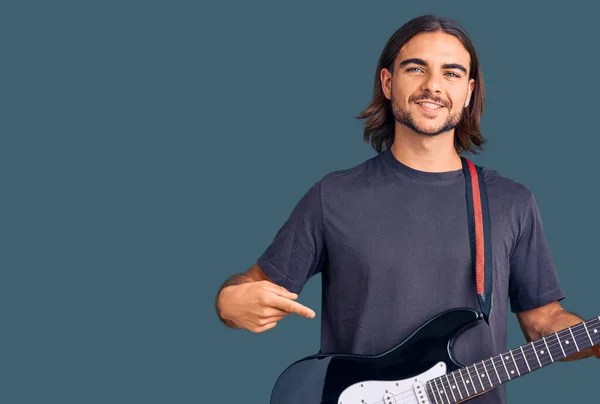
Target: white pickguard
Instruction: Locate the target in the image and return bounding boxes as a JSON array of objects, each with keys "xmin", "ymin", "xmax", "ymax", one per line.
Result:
[{"xmin": 337, "ymin": 362, "xmax": 447, "ymax": 404}]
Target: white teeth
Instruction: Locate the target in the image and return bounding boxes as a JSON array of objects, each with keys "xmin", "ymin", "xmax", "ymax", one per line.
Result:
[{"xmin": 420, "ymin": 102, "xmax": 442, "ymax": 109}]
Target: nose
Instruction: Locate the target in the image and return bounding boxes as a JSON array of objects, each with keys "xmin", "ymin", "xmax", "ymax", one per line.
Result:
[{"xmin": 421, "ymin": 72, "xmax": 443, "ymax": 94}]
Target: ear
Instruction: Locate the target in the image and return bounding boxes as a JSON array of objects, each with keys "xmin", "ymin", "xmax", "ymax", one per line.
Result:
[
  {"xmin": 380, "ymin": 68, "xmax": 393, "ymax": 100},
  {"xmin": 464, "ymin": 78, "xmax": 475, "ymax": 108}
]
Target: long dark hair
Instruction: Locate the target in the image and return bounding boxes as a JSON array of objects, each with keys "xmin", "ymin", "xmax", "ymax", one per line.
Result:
[{"xmin": 357, "ymin": 14, "xmax": 486, "ymax": 154}]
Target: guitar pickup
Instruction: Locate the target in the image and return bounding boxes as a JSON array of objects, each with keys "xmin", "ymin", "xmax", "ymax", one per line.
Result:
[
  {"xmin": 383, "ymin": 392, "xmax": 397, "ymax": 404},
  {"xmin": 413, "ymin": 381, "xmax": 429, "ymax": 404}
]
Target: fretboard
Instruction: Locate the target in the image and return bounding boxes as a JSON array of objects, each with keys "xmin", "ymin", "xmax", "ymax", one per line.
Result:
[{"xmin": 425, "ymin": 316, "xmax": 600, "ymax": 404}]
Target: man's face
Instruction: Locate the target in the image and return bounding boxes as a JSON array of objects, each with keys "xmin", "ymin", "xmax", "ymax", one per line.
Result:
[{"xmin": 381, "ymin": 31, "xmax": 475, "ymax": 137}]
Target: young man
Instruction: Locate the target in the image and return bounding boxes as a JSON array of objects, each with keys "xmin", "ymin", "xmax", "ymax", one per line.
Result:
[{"xmin": 215, "ymin": 14, "xmax": 599, "ymax": 403}]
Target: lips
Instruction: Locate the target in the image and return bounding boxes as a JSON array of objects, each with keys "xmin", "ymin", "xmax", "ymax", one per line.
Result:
[
  {"xmin": 416, "ymin": 101, "xmax": 444, "ymax": 109},
  {"xmin": 415, "ymin": 100, "xmax": 446, "ymax": 114}
]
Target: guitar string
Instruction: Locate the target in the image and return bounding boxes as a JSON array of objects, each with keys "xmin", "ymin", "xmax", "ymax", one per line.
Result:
[
  {"xmin": 368, "ymin": 388, "xmax": 425, "ymax": 404},
  {"xmin": 391, "ymin": 322, "xmax": 600, "ymax": 404},
  {"xmin": 399, "ymin": 319, "xmax": 600, "ymax": 403},
  {"xmin": 338, "ymin": 319, "xmax": 599, "ymax": 404},
  {"xmin": 358, "ymin": 331, "xmax": 591, "ymax": 404},
  {"xmin": 362, "ymin": 361, "xmax": 500, "ymax": 404},
  {"xmin": 430, "ymin": 343, "xmax": 590, "ymax": 400},
  {"xmin": 490, "ymin": 322, "xmax": 599, "ymax": 372},
  {"xmin": 425, "ymin": 319, "xmax": 600, "ymax": 402}
]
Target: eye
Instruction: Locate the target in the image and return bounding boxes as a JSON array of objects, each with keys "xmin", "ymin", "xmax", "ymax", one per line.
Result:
[
  {"xmin": 445, "ymin": 72, "xmax": 461, "ymax": 78},
  {"xmin": 406, "ymin": 67, "xmax": 424, "ymax": 73}
]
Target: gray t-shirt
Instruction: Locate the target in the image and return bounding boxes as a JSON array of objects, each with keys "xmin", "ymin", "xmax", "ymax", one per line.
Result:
[{"xmin": 257, "ymin": 149, "xmax": 565, "ymax": 404}]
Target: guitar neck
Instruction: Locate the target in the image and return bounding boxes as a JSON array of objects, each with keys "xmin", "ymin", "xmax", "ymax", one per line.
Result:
[{"xmin": 426, "ymin": 316, "xmax": 600, "ymax": 404}]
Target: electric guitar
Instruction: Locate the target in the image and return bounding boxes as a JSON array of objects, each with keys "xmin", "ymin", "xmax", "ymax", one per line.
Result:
[{"xmin": 270, "ymin": 307, "xmax": 600, "ymax": 403}]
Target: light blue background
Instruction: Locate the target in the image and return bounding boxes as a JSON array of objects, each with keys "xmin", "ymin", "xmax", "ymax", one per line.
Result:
[{"xmin": 2, "ymin": 1, "xmax": 598, "ymax": 403}]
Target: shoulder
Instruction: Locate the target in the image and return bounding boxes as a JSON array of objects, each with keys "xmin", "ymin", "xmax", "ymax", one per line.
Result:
[
  {"xmin": 480, "ymin": 165, "xmax": 538, "ymax": 214},
  {"xmin": 317, "ymin": 152, "xmax": 386, "ymax": 193},
  {"xmin": 286, "ymin": 153, "xmax": 386, "ymax": 212},
  {"xmin": 285, "ymin": 153, "xmax": 383, "ymax": 212}
]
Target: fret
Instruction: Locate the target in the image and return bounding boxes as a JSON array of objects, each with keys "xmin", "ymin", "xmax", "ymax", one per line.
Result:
[
  {"xmin": 585, "ymin": 318, "xmax": 600, "ymax": 345},
  {"xmin": 568, "ymin": 327, "xmax": 580, "ymax": 351},
  {"xmin": 434, "ymin": 377, "xmax": 449, "ymax": 404},
  {"xmin": 481, "ymin": 360, "xmax": 493, "ymax": 388},
  {"xmin": 519, "ymin": 346, "xmax": 531, "ymax": 372},
  {"xmin": 442, "ymin": 376, "xmax": 455, "ymax": 404},
  {"xmin": 471, "ymin": 362, "xmax": 485, "ymax": 391},
  {"xmin": 493, "ymin": 356, "xmax": 509, "ymax": 383},
  {"xmin": 521, "ymin": 343, "xmax": 540, "ymax": 371},
  {"xmin": 583, "ymin": 322, "xmax": 594, "ymax": 346},
  {"xmin": 509, "ymin": 350, "xmax": 521, "ymax": 376},
  {"xmin": 432, "ymin": 378, "xmax": 442, "ymax": 404},
  {"xmin": 555, "ymin": 332, "xmax": 567, "ymax": 358},
  {"xmin": 502, "ymin": 350, "xmax": 521, "ymax": 378},
  {"xmin": 499, "ymin": 353, "xmax": 512, "ymax": 380},
  {"xmin": 531, "ymin": 342, "xmax": 542, "ymax": 367},
  {"xmin": 426, "ymin": 381, "xmax": 439, "ymax": 404},
  {"xmin": 451, "ymin": 371, "xmax": 464, "ymax": 401},
  {"xmin": 458, "ymin": 369, "xmax": 471, "ymax": 397},
  {"xmin": 444, "ymin": 374, "xmax": 458, "ymax": 403},
  {"xmin": 548, "ymin": 334, "xmax": 564, "ymax": 363},
  {"xmin": 557, "ymin": 329, "xmax": 579, "ymax": 358},
  {"xmin": 465, "ymin": 366, "xmax": 477, "ymax": 394},
  {"xmin": 542, "ymin": 336, "xmax": 554, "ymax": 363},
  {"xmin": 515, "ymin": 346, "xmax": 531, "ymax": 374},
  {"xmin": 458, "ymin": 367, "xmax": 473, "ymax": 396},
  {"xmin": 490, "ymin": 355, "xmax": 502, "ymax": 384},
  {"xmin": 573, "ymin": 323, "xmax": 592, "ymax": 350},
  {"xmin": 532, "ymin": 339, "xmax": 552, "ymax": 367},
  {"xmin": 420, "ymin": 317, "xmax": 600, "ymax": 404}
]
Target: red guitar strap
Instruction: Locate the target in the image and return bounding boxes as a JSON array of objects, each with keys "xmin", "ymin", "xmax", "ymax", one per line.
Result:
[{"xmin": 461, "ymin": 157, "xmax": 493, "ymax": 324}]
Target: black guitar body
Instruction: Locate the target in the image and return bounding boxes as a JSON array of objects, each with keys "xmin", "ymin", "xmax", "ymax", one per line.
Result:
[{"xmin": 270, "ymin": 308, "xmax": 482, "ymax": 404}]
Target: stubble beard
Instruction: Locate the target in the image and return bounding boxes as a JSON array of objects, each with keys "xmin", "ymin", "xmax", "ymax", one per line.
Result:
[{"xmin": 391, "ymin": 93, "xmax": 464, "ymax": 137}]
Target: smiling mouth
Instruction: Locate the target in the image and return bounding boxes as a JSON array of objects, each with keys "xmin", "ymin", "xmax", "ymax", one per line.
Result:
[
  {"xmin": 415, "ymin": 101, "xmax": 444, "ymax": 109},
  {"xmin": 415, "ymin": 101, "xmax": 446, "ymax": 114}
]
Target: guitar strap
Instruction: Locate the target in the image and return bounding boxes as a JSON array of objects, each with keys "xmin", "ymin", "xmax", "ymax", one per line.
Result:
[{"xmin": 461, "ymin": 157, "xmax": 493, "ymax": 325}]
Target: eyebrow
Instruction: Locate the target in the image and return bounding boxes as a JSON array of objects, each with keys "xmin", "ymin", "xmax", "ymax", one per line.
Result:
[{"xmin": 399, "ymin": 58, "xmax": 468, "ymax": 74}]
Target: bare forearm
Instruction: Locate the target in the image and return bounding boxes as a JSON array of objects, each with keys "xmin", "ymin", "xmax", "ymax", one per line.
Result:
[{"xmin": 540, "ymin": 309, "xmax": 598, "ymax": 361}]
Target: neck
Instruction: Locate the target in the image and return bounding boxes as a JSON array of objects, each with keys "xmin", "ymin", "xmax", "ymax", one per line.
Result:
[
  {"xmin": 390, "ymin": 125, "xmax": 461, "ymax": 173},
  {"xmin": 426, "ymin": 315, "xmax": 600, "ymax": 404}
]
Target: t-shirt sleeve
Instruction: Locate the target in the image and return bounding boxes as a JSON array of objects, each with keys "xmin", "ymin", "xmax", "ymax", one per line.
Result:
[
  {"xmin": 256, "ymin": 180, "xmax": 326, "ymax": 294},
  {"xmin": 508, "ymin": 190, "xmax": 566, "ymax": 313}
]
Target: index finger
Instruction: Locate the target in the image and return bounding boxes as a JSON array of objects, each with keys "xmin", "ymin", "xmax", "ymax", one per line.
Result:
[{"xmin": 271, "ymin": 295, "xmax": 316, "ymax": 318}]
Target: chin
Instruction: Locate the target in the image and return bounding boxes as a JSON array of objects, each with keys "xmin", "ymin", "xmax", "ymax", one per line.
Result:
[
  {"xmin": 419, "ymin": 130, "xmax": 446, "ymax": 137},
  {"xmin": 414, "ymin": 123, "xmax": 451, "ymax": 137},
  {"xmin": 415, "ymin": 121, "xmax": 444, "ymax": 132}
]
